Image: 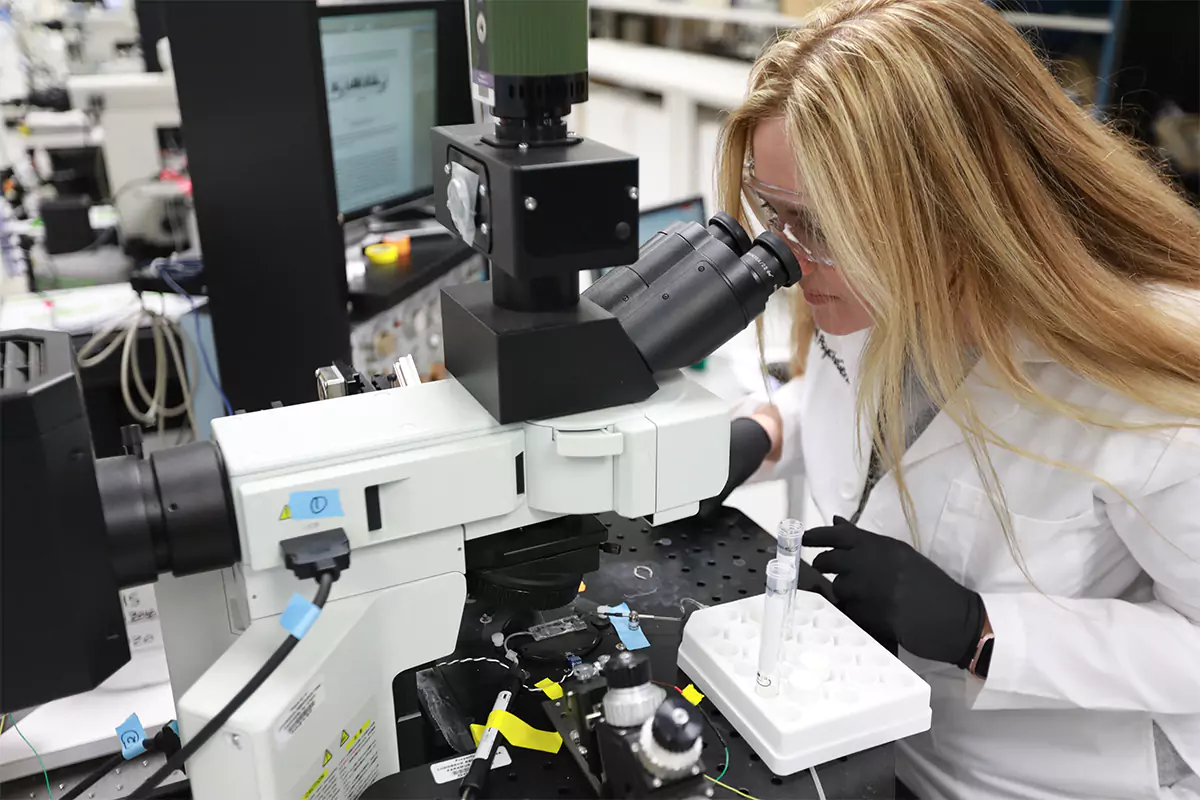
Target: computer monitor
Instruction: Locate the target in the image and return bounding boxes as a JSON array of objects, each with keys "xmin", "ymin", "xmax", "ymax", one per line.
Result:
[
  {"xmin": 638, "ymin": 195, "xmax": 708, "ymax": 245},
  {"xmin": 317, "ymin": 1, "xmax": 472, "ymax": 221}
]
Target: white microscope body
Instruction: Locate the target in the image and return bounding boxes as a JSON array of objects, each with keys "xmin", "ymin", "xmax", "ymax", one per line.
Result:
[{"xmin": 156, "ymin": 371, "xmax": 730, "ymax": 799}]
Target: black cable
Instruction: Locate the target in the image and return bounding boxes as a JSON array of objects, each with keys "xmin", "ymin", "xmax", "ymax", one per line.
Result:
[
  {"xmin": 129, "ymin": 573, "xmax": 335, "ymax": 799},
  {"xmin": 59, "ymin": 752, "xmax": 124, "ymax": 800},
  {"xmin": 60, "ymin": 722, "xmax": 182, "ymax": 800},
  {"xmin": 693, "ymin": 700, "xmax": 730, "ymax": 775}
]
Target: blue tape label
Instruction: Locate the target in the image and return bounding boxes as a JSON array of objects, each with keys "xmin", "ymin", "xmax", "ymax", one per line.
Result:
[
  {"xmin": 116, "ymin": 713, "xmax": 148, "ymax": 760},
  {"xmin": 610, "ymin": 602, "xmax": 651, "ymax": 650},
  {"xmin": 288, "ymin": 490, "xmax": 344, "ymax": 520},
  {"xmin": 280, "ymin": 593, "xmax": 322, "ymax": 639}
]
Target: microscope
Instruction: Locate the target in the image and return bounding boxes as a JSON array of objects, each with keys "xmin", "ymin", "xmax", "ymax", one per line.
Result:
[{"xmin": 0, "ymin": 2, "xmax": 799, "ymax": 798}]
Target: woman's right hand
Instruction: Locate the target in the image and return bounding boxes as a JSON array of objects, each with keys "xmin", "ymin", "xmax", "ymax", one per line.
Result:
[{"xmin": 750, "ymin": 403, "xmax": 784, "ymax": 462}]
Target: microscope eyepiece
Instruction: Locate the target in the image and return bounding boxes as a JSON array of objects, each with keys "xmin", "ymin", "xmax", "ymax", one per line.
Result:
[
  {"xmin": 749, "ymin": 230, "xmax": 804, "ymax": 288},
  {"xmin": 707, "ymin": 211, "xmax": 753, "ymax": 256},
  {"xmin": 584, "ymin": 215, "xmax": 801, "ymax": 374}
]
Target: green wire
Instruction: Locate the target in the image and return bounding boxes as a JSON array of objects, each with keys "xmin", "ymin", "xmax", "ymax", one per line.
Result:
[
  {"xmin": 6, "ymin": 714, "xmax": 55, "ymax": 799},
  {"xmin": 714, "ymin": 745, "xmax": 729, "ymax": 783}
]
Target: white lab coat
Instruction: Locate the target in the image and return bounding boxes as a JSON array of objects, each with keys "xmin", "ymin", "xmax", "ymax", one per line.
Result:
[{"xmin": 754, "ymin": 328, "xmax": 1200, "ymax": 800}]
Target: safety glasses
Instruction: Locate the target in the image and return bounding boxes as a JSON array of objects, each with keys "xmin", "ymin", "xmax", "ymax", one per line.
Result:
[{"xmin": 743, "ymin": 161, "xmax": 835, "ymax": 268}]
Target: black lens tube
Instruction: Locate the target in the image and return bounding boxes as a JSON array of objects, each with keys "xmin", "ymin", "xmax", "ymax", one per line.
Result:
[
  {"xmin": 584, "ymin": 217, "xmax": 801, "ymax": 374},
  {"xmin": 492, "ymin": 269, "xmax": 580, "ymax": 311},
  {"xmin": 97, "ymin": 441, "xmax": 240, "ymax": 588},
  {"xmin": 586, "ymin": 216, "xmax": 755, "ymax": 315}
]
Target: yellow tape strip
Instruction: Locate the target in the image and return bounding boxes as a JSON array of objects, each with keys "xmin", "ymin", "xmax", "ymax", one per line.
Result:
[
  {"xmin": 535, "ymin": 678, "xmax": 564, "ymax": 700},
  {"xmin": 681, "ymin": 684, "xmax": 705, "ymax": 705},
  {"xmin": 469, "ymin": 709, "xmax": 563, "ymax": 754}
]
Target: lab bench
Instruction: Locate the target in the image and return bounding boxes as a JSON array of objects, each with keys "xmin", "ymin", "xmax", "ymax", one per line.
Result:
[{"xmin": 365, "ymin": 507, "xmax": 897, "ymax": 800}]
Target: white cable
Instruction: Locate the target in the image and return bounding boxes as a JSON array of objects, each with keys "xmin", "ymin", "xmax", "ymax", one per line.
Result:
[
  {"xmin": 810, "ymin": 766, "xmax": 827, "ymax": 800},
  {"xmin": 76, "ymin": 307, "xmax": 142, "ymax": 366},
  {"xmin": 501, "ymin": 630, "xmax": 537, "ymax": 664},
  {"xmin": 77, "ymin": 299, "xmax": 197, "ymax": 441},
  {"xmin": 503, "ymin": 631, "xmax": 535, "ymax": 651},
  {"xmin": 128, "ymin": 310, "xmax": 166, "ymax": 420},
  {"xmin": 141, "ymin": 311, "xmax": 194, "ymax": 420},
  {"xmin": 142, "ymin": 312, "xmax": 197, "ymax": 439},
  {"xmin": 161, "ymin": 315, "xmax": 197, "ymax": 435},
  {"xmin": 433, "ymin": 657, "xmax": 538, "ymax": 692},
  {"xmin": 120, "ymin": 314, "xmax": 161, "ymax": 424}
]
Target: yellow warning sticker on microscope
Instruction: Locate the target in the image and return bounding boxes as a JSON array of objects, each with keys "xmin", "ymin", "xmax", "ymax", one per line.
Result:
[
  {"xmin": 301, "ymin": 770, "xmax": 331, "ymax": 800},
  {"xmin": 280, "ymin": 504, "xmax": 292, "ymax": 520},
  {"xmin": 288, "ymin": 698, "xmax": 381, "ymax": 800},
  {"xmin": 343, "ymin": 718, "xmax": 372, "ymax": 751}
]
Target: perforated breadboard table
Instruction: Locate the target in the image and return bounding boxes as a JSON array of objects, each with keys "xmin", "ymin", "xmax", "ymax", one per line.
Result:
[
  {"xmin": 679, "ymin": 593, "xmax": 931, "ymax": 776},
  {"xmin": 366, "ymin": 507, "xmax": 902, "ymax": 799},
  {"xmin": 577, "ymin": 509, "xmax": 903, "ymax": 799}
]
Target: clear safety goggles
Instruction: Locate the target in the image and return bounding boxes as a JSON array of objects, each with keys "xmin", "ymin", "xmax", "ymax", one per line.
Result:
[{"xmin": 743, "ymin": 161, "xmax": 835, "ymax": 268}]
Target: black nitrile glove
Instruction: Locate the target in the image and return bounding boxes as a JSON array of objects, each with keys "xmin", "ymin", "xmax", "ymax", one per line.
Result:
[
  {"xmin": 795, "ymin": 558, "xmax": 837, "ymax": 605},
  {"xmin": 698, "ymin": 417, "xmax": 773, "ymax": 518},
  {"xmin": 804, "ymin": 516, "xmax": 986, "ymax": 667}
]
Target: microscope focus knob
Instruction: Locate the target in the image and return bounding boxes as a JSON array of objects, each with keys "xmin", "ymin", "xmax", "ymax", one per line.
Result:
[
  {"xmin": 637, "ymin": 694, "xmax": 705, "ymax": 780},
  {"xmin": 601, "ymin": 652, "xmax": 664, "ymax": 728},
  {"xmin": 651, "ymin": 695, "xmax": 705, "ymax": 753},
  {"xmin": 604, "ymin": 651, "xmax": 651, "ymax": 689}
]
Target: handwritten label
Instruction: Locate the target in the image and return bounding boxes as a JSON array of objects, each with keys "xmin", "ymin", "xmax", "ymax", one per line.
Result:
[
  {"xmin": 116, "ymin": 713, "xmax": 147, "ymax": 759},
  {"xmin": 131, "ymin": 632, "xmax": 158, "ymax": 650},
  {"xmin": 288, "ymin": 490, "xmax": 344, "ymax": 520}
]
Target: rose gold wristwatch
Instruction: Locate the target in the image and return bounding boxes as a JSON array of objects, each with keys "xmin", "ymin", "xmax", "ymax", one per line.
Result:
[{"xmin": 968, "ymin": 616, "xmax": 995, "ymax": 679}]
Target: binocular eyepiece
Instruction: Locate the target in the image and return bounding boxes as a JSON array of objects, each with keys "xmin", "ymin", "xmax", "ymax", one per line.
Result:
[{"xmin": 585, "ymin": 212, "xmax": 802, "ymax": 373}]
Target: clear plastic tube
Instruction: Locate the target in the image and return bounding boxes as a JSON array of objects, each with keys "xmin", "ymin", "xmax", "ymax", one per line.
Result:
[
  {"xmin": 776, "ymin": 519, "xmax": 804, "ymax": 640},
  {"xmin": 756, "ymin": 558, "xmax": 797, "ymax": 697}
]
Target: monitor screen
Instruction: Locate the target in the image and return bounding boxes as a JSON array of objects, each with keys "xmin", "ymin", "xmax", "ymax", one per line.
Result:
[
  {"xmin": 638, "ymin": 197, "xmax": 707, "ymax": 245},
  {"xmin": 319, "ymin": 8, "xmax": 438, "ymax": 217}
]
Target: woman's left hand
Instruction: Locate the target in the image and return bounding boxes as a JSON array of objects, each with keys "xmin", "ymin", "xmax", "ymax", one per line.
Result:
[{"xmin": 804, "ymin": 517, "xmax": 986, "ymax": 668}]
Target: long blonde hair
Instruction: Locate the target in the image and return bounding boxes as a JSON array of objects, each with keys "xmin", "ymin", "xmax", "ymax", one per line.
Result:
[{"xmin": 719, "ymin": 0, "xmax": 1200, "ymax": 550}]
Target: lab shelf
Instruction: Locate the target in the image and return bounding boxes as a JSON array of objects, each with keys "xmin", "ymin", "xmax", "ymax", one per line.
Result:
[{"xmin": 589, "ymin": 0, "xmax": 1115, "ymax": 35}]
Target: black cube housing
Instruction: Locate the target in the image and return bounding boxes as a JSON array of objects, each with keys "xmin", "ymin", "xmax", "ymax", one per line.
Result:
[
  {"xmin": 433, "ymin": 124, "xmax": 639, "ymax": 286},
  {"xmin": 0, "ymin": 331, "xmax": 129, "ymax": 711},
  {"xmin": 433, "ymin": 123, "xmax": 657, "ymax": 423}
]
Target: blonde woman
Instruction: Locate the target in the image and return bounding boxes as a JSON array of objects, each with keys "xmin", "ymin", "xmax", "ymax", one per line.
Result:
[{"xmin": 717, "ymin": 0, "xmax": 1200, "ymax": 797}]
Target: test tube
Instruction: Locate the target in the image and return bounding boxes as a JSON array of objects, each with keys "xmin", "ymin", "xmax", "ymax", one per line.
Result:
[
  {"xmin": 756, "ymin": 557, "xmax": 797, "ymax": 698},
  {"xmin": 776, "ymin": 519, "xmax": 804, "ymax": 640}
]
